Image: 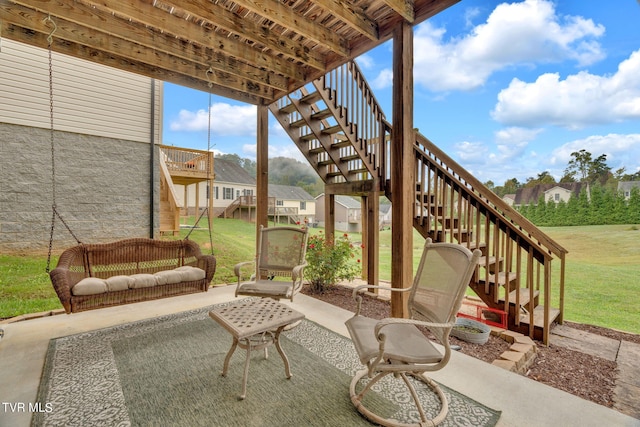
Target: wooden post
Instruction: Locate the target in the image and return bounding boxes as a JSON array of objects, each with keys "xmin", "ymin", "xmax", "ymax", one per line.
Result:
[
  {"xmin": 195, "ymin": 182, "xmax": 201, "ymax": 221},
  {"xmin": 325, "ymin": 192, "xmax": 335, "ymax": 242},
  {"xmin": 256, "ymin": 104, "xmax": 269, "ymax": 244},
  {"xmin": 362, "ymin": 189, "xmax": 379, "ymax": 289},
  {"xmin": 390, "ymin": 22, "xmax": 414, "ymax": 318}
]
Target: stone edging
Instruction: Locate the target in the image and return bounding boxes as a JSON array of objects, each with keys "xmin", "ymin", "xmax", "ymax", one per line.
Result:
[{"xmin": 490, "ymin": 328, "xmax": 538, "ymax": 375}]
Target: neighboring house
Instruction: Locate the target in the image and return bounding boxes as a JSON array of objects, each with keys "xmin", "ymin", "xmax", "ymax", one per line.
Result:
[
  {"xmin": 618, "ymin": 181, "xmax": 640, "ymax": 200},
  {"xmin": 315, "ymin": 194, "xmax": 362, "ymax": 232},
  {"xmin": 186, "ymin": 158, "xmax": 315, "ymax": 224},
  {"xmin": 502, "ymin": 194, "xmax": 516, "ymax": 207},
  {"xmin": 379, "ymin": 204, "xmax": 392, "ymax": 229},
  {"xmin": 269, "ymin": 184, "xmax": 316, "ymax": 225},
  {"xmin": 514, "ymin": 183, "xmax": 585, "ymax": 206},
  {"xmin": 0, "ymin": 39, "xmax": 162, "ymax": 252},
  {"xmin": 176, "ymin": 157, "xmax": 256, "ymax": 217}
]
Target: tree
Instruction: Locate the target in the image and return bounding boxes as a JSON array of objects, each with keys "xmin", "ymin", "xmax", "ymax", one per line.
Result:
[
  {"xmin": 525, "ymin": 171, "xmax": 556, "ymax": 187},
  {"xmin": 588, "ymin": 154, "xmax": 611, "ymax": 185},
  {"xmin": 564, "ymin": 149, "xmax": 592, "ymax": 181},
  {"xmin": 502, "ymin": 178, "xmax": 521, "ymax": 195},
  {"xmin": 217, "ymin": 153, "xmax": 257, "ymax": 177}
]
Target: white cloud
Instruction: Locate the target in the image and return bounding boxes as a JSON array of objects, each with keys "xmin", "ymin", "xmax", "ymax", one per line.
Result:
[
  {"xmin": 170, "ymin": 103, "xmax": 256, "ymax": 136},
  {"xmin": 492, "ymin": 50, "xmax": 640, "ymax": 128},
  {"xmin": 355, "ymin": 54, "xmax": 375, "ymax": 69},
  {"xmin": 410, "ymin": 0, "xmax": 605, "ymax": 92},
  {"xmin": 550, "ymin": 133, "xmax": 640, "ymax": 170}
]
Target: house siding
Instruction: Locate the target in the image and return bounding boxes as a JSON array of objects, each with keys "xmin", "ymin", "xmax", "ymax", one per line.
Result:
[
  {"xmin": 0, "ymin": 40, "xmax": 161, "ymax": 252},
  {"xmin": 0, "ymin": 124, "xmax": 158, "ymax": 252},
  {"xmin": 0, "ymin": 39, "xmax": 161, "ymax": 144}
]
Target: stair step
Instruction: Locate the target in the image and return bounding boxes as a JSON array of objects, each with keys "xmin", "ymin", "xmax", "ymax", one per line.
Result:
[
  {"xmin": 518, "ymin": 305, "xmax": 561, "ymax": 328},
  {"xmin": 479, "ymin": 255, "xmax": 502, "ymax": 266},
  {"xmin": 500, "ymin": 288, "xmax": 540, "ymax": 307},
  {"xmin": 479, "ymin": 271, "xmax": 518, "ymax": 286},
  {"xmin": 322, "ymin": 124, "xmax": 343, "ymax": 134},
  {"xmin": 331, "ymin": 139, "xmax": 351, "ymax": 149},
  {"xmin": 311, "ymin": 109, "xmax": 333, "ymax": 120},
  {"xmin": 290, "ymin": 117, "xmax": 307, "ymax": 128},
  {"xmin": 341, "ymin": 153, "xmax": 360, "ymax": 161},
  {"xmin": 466, "ymin": 241, "xmax": 487, "ymax": 252},
  {"xmin": 300, "ymin": 91, "xmax": 322, "ymax": 104},
  {"xmin": 300, "ymin": 133, "xmax": 317, "ymax": 141},
  {"xmin": 278, "ymin": 103, "xmax": 297, "ymax": 114}
]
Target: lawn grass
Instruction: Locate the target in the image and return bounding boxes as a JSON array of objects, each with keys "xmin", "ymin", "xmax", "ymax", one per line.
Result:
[{"xmin": 1, "ymin": 221, "xmax": 638, "ymax": 334}]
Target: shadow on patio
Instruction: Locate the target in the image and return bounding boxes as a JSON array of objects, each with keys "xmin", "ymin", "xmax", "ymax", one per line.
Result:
[{"xmin": 1, "ymin": 285, "xmax": 638, "ymax": 427}]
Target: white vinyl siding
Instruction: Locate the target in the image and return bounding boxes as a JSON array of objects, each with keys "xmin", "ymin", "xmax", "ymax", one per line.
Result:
[{"xmin": 0, "ymin": 39, "xmax": 160, "ymax": 143}]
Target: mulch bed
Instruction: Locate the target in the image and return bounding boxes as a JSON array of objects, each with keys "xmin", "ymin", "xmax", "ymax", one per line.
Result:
[{"xmin": 301, "ymin": 284, "xmax": 622, "ymax": 409}]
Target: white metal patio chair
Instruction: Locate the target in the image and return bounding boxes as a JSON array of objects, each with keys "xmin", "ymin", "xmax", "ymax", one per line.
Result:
[
  {"xmin": 234, "ymin": 225, "xmax": 309, "ymax": 301},
  {"xmin": 345, "ymin": 238, "xmax": 481, "ymax": 427}
]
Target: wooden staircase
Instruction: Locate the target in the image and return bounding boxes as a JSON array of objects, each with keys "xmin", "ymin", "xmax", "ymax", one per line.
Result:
[{"xmin": 270, "ymin": 61, "xmax": 568, "ymax": 344}]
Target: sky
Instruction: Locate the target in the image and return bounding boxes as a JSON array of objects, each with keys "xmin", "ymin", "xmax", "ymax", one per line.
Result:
[{"xmin": 162, "ymin": 0, "xmax": 640, "ymax": 186}]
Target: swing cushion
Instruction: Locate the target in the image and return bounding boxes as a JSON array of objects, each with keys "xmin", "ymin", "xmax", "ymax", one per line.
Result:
[
  {"xmin": 129, "ymin": 274, "xmax": 158, "ymax": 289},
  {"xmin": 72, "ymin": 278, "xmax": 107, "ymax": 296},
  {"xmin": 154, "ymin": 270, "xmax": 184, "ymax": 285},
  {"xmin": 105, "ymin": 275, "xmax": 133, "ymax": 292},
  {"xmin": 176, "ymin": 265, "xmax": 207, "ymax": 281}
]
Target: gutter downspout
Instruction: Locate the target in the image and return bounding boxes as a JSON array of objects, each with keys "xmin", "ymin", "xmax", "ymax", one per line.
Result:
[{"xmin": 150, "ymin": 79, "xmax": 156, "ymax": 239}]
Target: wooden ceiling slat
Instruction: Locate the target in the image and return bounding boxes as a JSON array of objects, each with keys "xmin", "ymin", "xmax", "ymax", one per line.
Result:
[
  {"xmin": 380, "ymin": 0, "xmax": 416, "ymax": 23},
  {"xmin": 0, "ymin": 5, "xmax": 274, "ymax": 100},
  {"xmin": 164, "ymin": 0, "xmax": 327, "ymax": 71},
  {"xmin": 232, "ymin": 0, "xmax": 349, "ymax": 57},
  {"xmin": 307, "ymin": 0, "xmax": 379, "ymax": 41},
  {"xmin": 74, "ymin": 0, "xmax": 305, "ymax": 82},
  {"xmin": 2, "ymin": 23, "xmax": 262, "ymax": 104},
  {"xmin": 1, "ymin": 0, "xmax": 461, "ymax": 104}
]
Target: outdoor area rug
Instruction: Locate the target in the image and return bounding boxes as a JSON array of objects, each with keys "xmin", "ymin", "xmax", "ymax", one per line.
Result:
[{"xmin": 32, "ymin": 299, "xmax": 501, "ymax": 427}]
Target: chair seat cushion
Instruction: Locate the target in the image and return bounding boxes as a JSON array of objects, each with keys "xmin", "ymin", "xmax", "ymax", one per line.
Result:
[
  {"xmin": 72, "ymin": 277, "xmax": 108, "ymax": 296},
  {"xmin": 237, "ymin": 280, "xmax": 292, "ymax": 298},
  {"xmin": 346, "ymin": 315, "xmax": 443, "ymax": 365}
]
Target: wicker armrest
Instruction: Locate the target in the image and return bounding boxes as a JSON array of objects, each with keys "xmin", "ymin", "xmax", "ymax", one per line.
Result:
[
  {"xmin": 195, "ymin": 254, "xmax": 217, "ymax": 284},
  {"xmin": 49, "ymin": 245, "xmax": 87, "ymax": 314}
]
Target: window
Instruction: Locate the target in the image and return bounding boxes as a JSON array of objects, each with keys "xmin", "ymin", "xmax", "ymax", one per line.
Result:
[
  {"xmin": 223, "ymin": 187, "xmax": 233, "ymax": 200},
  {"xmin": 554, "ymin": 193, "xmax": 560, "ymax": 201},
  {"xmin": 236, "ymin": 190, "xmax": 240, "ymax": 198},
  {"xmin": 276, "ymin": 200, "xmax": 284, "ymax": 206},
  {"xmin": 214, "ymin": 187, "xmax": 219, "ymax": 200},
  {"xmin": 300, "ymin": 201, "xmax": 306, "ymax": 210}
]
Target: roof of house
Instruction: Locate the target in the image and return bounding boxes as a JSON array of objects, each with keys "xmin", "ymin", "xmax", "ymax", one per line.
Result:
[
  {"xmin": 214, "ymin": 158, "xmax": 255, "ymax": 185},
  {"xmin": 514, "ymin": 182, "xmax": 585, "ymax": 205},
  {"xmin": 269, "ymin": 184, "xmax": 314, "ymax": 201},
  {"xmin": 618, "ymin": 181, "xmax": 640, "ymax": 192}
]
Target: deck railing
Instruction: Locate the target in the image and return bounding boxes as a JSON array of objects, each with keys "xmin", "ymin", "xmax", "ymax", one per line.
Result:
[{"xmin": 158, "ymin": 145, "xmax": 214, "ymax": 179}]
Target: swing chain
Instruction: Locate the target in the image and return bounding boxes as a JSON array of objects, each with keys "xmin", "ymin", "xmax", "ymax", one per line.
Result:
[{"xmin": 44, "ymin": 15, "xmax": 81, "ymax": 273}]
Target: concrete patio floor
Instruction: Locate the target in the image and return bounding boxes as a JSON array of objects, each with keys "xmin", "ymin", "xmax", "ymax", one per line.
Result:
[{"xmin": 1, "ymin": 285, "xmax": 639, "ymax": 427}]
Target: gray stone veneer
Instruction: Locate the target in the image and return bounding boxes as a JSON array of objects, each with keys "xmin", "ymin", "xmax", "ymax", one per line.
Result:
[{"xmin": 0, "ymin": 123, "xmax": 159, "ymax": 253}]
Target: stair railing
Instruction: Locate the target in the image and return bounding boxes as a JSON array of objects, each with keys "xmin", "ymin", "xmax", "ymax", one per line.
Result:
[
  {"xmin": 316, "ymin": 61, "xmax": 390, "ymax": 183},
  {"xmin": 411, "ymin": 132, "xmax": 567, "ymax": 343}
]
